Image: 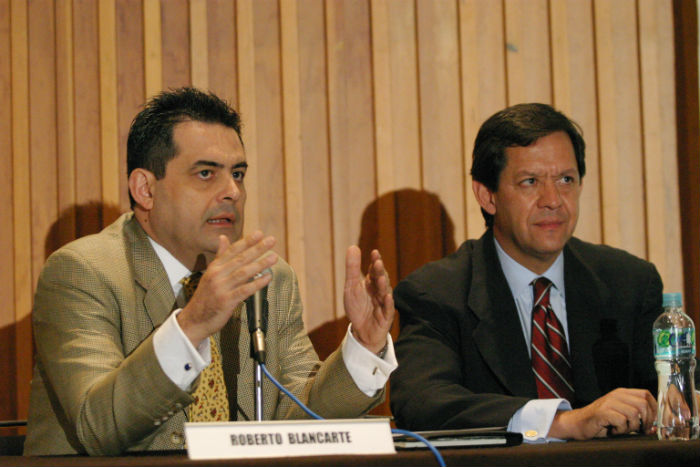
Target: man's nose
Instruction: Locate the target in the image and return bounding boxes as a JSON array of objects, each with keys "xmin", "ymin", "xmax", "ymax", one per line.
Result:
[
  {"xmin": 219, "ymin": 176, "xmax": 241, "ymax": 202},
  {"xmin": 538, "ymin": 180, "xmax": 562, "ymax": 209}
]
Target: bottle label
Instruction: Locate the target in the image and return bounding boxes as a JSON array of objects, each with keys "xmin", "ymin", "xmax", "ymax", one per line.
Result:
[{"xmin": 654, "ymin": 327, "xmax": 696, "ymax": 358}]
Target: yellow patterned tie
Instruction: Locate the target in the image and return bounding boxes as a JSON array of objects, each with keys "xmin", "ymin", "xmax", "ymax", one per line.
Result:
[{"xmin": 181, "ymin": 272, "xmax": 230, "ymax": 422}]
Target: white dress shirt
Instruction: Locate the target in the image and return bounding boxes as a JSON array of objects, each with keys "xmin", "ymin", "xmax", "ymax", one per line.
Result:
[
  {"xmin": 148, "ymin": 237, "xmax": 397, "ymax": 399},
  {"xmin": 494, "ymin": 239, "xmax": 571, "ymax": 443}
]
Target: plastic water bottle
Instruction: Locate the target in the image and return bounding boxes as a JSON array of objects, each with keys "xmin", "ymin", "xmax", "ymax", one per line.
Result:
[{"xmin": 653, "ymin": 293, "xmax": 698, "ymax": 440}]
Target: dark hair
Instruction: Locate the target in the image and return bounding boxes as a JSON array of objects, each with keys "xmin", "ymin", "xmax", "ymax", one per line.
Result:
[
  {"xmin": 470, "ymin": 103, "xmax": 585, "ymax": 227},
  {"xmin": 127, "ymin": 87, "xmax": 242, "ymax": 207}
]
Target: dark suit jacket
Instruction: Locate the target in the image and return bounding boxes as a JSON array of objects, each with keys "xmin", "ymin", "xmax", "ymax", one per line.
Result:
[
  {"xmin": 390, "ymin": 229, "xmax": 664, "ymax": 431},
  {"xmin": 25, "ymin": 213, "xmax": 382, "ymax": 455}
]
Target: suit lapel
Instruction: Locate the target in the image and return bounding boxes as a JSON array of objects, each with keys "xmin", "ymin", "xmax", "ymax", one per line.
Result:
[
  {"xmin": 124, "ymin": 215, "xmax": 177, "ymax": 328},
  {"xmin": 469, "ymin": 231, "xmax": 538, "ymax": 398},
  {"xmin": 563, "ymin": 242, "xmax": 608, "ymax": 405}
]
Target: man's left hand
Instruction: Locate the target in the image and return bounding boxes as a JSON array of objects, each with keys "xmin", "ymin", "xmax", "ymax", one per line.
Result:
[{"xmin": 343, "ymin": 246, "xmax": 395, "ymax": 354}]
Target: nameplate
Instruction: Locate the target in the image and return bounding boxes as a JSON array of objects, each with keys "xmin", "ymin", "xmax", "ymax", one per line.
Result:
[{"xmin": 184, "ymin": 418, "xmax": 396, "ymax": 460}]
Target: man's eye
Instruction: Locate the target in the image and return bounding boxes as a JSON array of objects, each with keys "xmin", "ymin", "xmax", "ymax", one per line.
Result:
[
  {"xmin": 233, "ymin": 170, "xmax": 246, "ymax": 181},
  {"xmin": 521, "ymin": 178, "xmax": 536, "ymax": 186},
  {"xmin": 198, "ymin": 170, "xmax": 213, "ymax": 180},
  {"xmin": 561, "ymin": 175, "xmax": 575, "ymax": 184}
]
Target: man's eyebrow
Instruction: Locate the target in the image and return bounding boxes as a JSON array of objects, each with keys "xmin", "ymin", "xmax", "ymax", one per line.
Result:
[{"xmin": 192, "ymin": 160, "xmax": 248, "ymax": 169}]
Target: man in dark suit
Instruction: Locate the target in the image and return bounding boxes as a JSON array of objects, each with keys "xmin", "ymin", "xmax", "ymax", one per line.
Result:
[{"xmin": 390, "ymin": 103, "xmax": 662, "ymax": 441}]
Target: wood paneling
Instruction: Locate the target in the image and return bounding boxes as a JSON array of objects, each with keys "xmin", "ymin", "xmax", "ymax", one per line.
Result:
[
  {"xmin": 0, "ymin": 0, "xmax": 695, "ymax": 423},
  {"xmin": 459, "ymin": 0, "xmax": 507, "ymax": 238},
  {"xmin": 550, "ymin": 0, "xmax": 601, "ymax": 244}
]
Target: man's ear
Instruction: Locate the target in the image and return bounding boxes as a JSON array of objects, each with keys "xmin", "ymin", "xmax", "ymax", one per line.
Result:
[
  {"xmin": 128, "ymin": 169, "xmax": 156, "ymax": 210},
  {"xmin": 472, "ymin": 180, "xmax": 497, "ymax": 216}
]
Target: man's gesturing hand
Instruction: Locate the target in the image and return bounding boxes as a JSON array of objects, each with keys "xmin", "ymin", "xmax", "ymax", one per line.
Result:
[
  {"xmin": 178, "ymin": 231, "xmax": 278, "ymax": 347},
  {"xmin": 343, "ymin": 246, "xmax": 395, "ymax": 354}
]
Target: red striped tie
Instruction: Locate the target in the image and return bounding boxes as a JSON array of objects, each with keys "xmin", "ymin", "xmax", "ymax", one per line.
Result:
[{"xmin": 531, "ymin": 277, "xmax": 575, "ymax": 401}]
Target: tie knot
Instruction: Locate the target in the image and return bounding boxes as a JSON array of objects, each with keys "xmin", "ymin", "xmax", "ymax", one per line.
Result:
[
  {"xmin": 181, "ymin": 271, "xmax": 203, "ymax": 302},
  {"xmin": 532, "ymin": 277, "xmax": 552, "ymax": 307}
]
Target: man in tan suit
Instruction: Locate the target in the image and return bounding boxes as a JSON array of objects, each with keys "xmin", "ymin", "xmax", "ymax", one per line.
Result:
[{"xmin": 24, "ymin": 88, "xmax": 396, "ymax": 455}]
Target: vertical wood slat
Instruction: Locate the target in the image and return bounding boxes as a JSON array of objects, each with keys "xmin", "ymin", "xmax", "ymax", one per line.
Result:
[
  {"xmin": 326, "ymin": 0, "xmax": 376, "ymax": 319},
  {"xmin": 504, "ymin": 0, "xmax": 551, "ymax": 104},
  {"xmin": 99, "ymin": 0, "xmax": 120, "ymax": 224},
  {"xmin": 189, "ymin": 0, "xmax": 208, "ymax": 90},
  {"xmin": 549, "ymin": 0, "xmax": 601, "ymax": 244},
  {"xmin": 206, "ymin": 0, "xmax": 237, "ymax": 106},
  {"xmin": 55, "ymin": 0, "xmax": 76, "ymax": 246},
  {"xmin": 73, "ymin": 0, "xmax": 102, "ymax": 237},
  {"xmin": 371, "ymin": 0, "xmax": 421, "ymax": 194},
  {"xmin": 236, "ymin": 0, "xmax": 260, "ymax": 235},
  {"xmin": 594, "ymin": 0, "xmax": 646, "ymax": 257},
  {"xmin": 279, "ymin": 0, "xmax": 308, "ymax": 325},
  {"xmin": 0, "ymin": 0, "xmax": 17, "ymax": 420},
  {"xmin": 116, "ymin": 0, "xmax": 145, "ymax": 212},
  {"xmin": 250, "ymin": 0, "xmax": 287, "ymax": 259},
  {"xmin": 27, "ymin": 0, "xmax": 59, "ymax": 417},
  {"xmin": 296, "ymin": 0, "xmax": 335, "ymax": 331},
  {"xmin": 459, "ymin": 0, "xmax": 507, "ymax": 239},
  {"xmin": 369, "ymin": 0, "xmax": 421, "ymax": 287},
  {"xmin": 638, "ymin": 0, "xmax": 683, "ymax": 294},
  {"xmin": 143, "ymin": 0, "xmax": 162, "ymax": 99},
  {"xmin": 416, "ymin": 0, "xmax": 465, "ymax": 245},
  {"xmin": 160, "ymin": 0, "xmax": 190, "ymax": 90},
  {"xmin": 10, "ymin": 0, "xmax": 31, "ymax": 418}
]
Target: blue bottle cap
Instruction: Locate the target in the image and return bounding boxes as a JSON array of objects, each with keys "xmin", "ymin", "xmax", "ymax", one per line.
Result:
[{"xmin": 662, "ymin": 292, "xmax": 682, "ymax": 308}]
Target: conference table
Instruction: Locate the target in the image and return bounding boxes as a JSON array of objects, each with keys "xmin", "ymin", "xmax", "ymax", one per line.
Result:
[{"xmin": 1, "ymin": 435, "xmax": 698, "ymax": 467}]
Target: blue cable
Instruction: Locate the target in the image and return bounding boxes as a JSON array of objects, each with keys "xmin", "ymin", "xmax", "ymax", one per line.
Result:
[
  {"xmin": 260, "ymin": 363, "xmax": 446, "ymax": 467},
  {"xmin": 391, "ymin": 428, "xmax": 446, "ymax": 467}
]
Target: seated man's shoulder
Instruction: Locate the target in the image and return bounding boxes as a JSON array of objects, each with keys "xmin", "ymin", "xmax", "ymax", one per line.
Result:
[
  {"xmin": 567, "ymin": 236, "xmax": 658, "ymax": 277},
  {"xmin": 43, "ymin": 213, "xmax": 135, "ymax": 272}
]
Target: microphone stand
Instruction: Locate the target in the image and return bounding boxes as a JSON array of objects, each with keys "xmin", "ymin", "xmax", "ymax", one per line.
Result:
[
  {"xmin": 249, "ymin": 278, "xmax": 268, "ymax": 422},
  {"xmin": 253, "ymin": 287, "xmax": 265, "ymax": 421}
]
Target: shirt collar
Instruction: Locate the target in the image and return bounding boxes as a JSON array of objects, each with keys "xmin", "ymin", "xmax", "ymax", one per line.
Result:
[
  {"xmin": 493, "ymin": 237, "xmax": 565, "ymax": 299},
  {"xmin": 147, "ymin": 237, "xmax": 191, "ymax": 294}
]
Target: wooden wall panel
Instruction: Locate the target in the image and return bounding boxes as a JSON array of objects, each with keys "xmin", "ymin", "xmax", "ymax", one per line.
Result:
[
  {"xmin": 280, "ymin": 0, "xmax": 306, "ymax": 320},
  {"xmin": 639, "ymin": 0, "xmax": 684, "ymax": 295},
  {"xmin": 505, "ymin": 0, "xmax": 551, "ymax": 104},
  {"xmin": 189, "ymin": 0, "xmax": 208, "ymax": 90},
  {"xmin": 235, "ymin": 0, "xmax": 260, "ymax": 238},
  {"xmin": 369, "ymin": 0, "xmax": 421, "ymax": 287},
  {"xmin": 206, "ymin": 0, "xmax": 237, "ymax": 106},
  {"xmin": 160, "ymin": 0, "xmax": 190, "ymax": 90},
  {"xmin": 55, "ymin": 0, "xmax": 77, "ymax": 247},
  {"xmin": 459, "ymin": 0, "xmax": 507, "ymax": 239},
  {"xmin": 0, "ymin": 0, "xmax": 16, "ymax": 421},
  {"xmin": 250, "ymin": 0, "xmax": 287, "ymax": 259},
  {"xmin": 417, "ymin": 0, "xmax": 465, "ymax": 247},
  {"xmin": 0, "ymin": 0, "xmax": 694, "ymax": 423},
  {"xmin": 326, "ymin": 0, "xmax": 376, "ymax": 320},
  {"xmin": 99, "ymin": 0, "xmax": 120, "ymax": 225},
  {"xmin": 549, "ymin": 0, "xmax": 601, "ymax": 244},
  {"xmin": 116, "ymin": 0, "xmax": 145, "ymax": 212},
  {"xmin": 296, "ymin": 0, "xmax": 335, "ymax": 330},
  {"xmin": 73, "ymin": 0, "xmax": 103, "ymax": 238},
  {"xmin": 595, "ymin": 0, "xmax": 646, "ymax": 257}
]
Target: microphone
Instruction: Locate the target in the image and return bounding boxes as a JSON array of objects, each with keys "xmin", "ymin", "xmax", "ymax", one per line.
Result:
[{"xmin": 246, "ymin": 269, "xmax": 271, "ymax": 363}]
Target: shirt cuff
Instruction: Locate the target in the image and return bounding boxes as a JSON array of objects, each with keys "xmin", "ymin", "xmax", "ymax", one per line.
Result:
[
  {"xmin": 153, "ymin": 309, "xmax": 211, "ymax": 391},
  {"xmin": 341, "ymin": 324, "xmax": 398, "ymax": 397},
  {"xmin": 508, "ymin": 398, "xmax": 571, "ymax": 443}
]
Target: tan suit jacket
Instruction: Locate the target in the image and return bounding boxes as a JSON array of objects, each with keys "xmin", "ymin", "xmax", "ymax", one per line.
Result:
[{"xmin": 24, "ymin": 213, "xmax": 382, "ymax": 455}]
